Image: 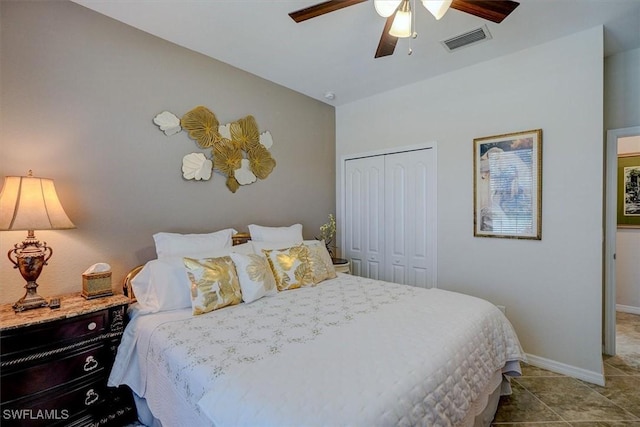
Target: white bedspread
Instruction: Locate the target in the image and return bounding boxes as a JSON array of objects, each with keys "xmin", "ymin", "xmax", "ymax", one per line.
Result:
[{"xmin": 109, "ymin": 274, "xmax": 525, "ymax": 427}]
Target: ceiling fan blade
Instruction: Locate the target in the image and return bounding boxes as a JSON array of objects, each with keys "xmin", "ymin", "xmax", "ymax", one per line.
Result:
[
  {"xmin": 450, "ymin": 0, "xmax": 520, "ymax": 23},
  {"xmin": 289, "ymin": 0, "xmax": 367, "ymax": 23},
  {"xmin": 375, "ymin": 13, "xmax": 399, "ymax": 58}
]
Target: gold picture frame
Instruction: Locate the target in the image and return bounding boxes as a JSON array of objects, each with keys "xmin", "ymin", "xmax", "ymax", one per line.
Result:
[
  {"xmin": 473, "ymin": 129, "xmax": 543, "ymax": 239},
  {"xmin": 617, "ymin": 153, "xmax": 640, "ymax": 228}
]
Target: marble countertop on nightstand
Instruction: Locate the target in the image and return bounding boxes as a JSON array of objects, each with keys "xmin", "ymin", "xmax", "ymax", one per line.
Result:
[{"xmin": 0, "ymin": 293, "xmax": 131, "ymax": 331}]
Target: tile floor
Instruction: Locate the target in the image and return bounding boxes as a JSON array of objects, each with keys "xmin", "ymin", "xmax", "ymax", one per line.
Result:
[{"xmin": 492, "ymin": 312, "xmax": 640, "ymax": 426}]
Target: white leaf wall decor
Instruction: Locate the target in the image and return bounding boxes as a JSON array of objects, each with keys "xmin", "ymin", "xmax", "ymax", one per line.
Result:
[
  {"xmin": 182, "ymin": 152, "xmax": 213, "ymax": 180},
  {"xmin": 235, "ymin": 159, "xmax": 257, "ymax": 185},
  {"xmin": 218, "ymin": 123, "xmax": 232, "ymax": 140},
  {"xmin": 153, "ymin": 111, "xmax": 182, "ymax": 136},
  {"xmin": 259, "ymin": 131, "xmax": 273, "ymax": 149}
]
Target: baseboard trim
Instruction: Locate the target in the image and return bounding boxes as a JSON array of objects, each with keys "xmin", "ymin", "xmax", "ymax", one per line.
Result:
[
  {"xmin": 616, "ymin": 304, "xmax": 640, "ymax": 315},
  {"xmin": 525, "ymin": 353, "xmax": 605, "ymax": 386}
]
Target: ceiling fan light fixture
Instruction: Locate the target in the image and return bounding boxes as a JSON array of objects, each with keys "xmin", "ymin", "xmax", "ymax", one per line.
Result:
[
  {"xmin": 389, "ymin": 0, "xmax": 412, "ymax": 38},
  {"xmin": 374, "ymin": 0, "xmax": 402, "ymax": 18},
  {"xmin": 422, "ymin": 0, "xmax": 452, "ymax": 20}
]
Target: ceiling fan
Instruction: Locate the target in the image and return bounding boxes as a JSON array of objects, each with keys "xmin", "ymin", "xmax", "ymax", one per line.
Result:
[{"xmin": 289, "ymin": 0, "xmax": 520, "ymax": 58}]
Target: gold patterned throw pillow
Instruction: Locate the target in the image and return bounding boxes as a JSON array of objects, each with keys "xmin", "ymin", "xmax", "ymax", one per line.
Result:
[
  {"xmin": 229, "ymin": 252, "xmax": 278, "ymax": 303},
  {"xmin": 262, "ymin": 244, "xmax": 313, "ymax": 291},
  {"xmin": 183, "ymin": 256, "xmax": 242, "ymax": 315},
  {"xmin": 305, "ymin": 240, "xmax": 337, "ymax": 283}
]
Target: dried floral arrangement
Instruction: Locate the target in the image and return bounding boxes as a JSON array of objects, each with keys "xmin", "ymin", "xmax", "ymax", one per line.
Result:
[
  {"xmin": 153, "ymin": 106, "xmax": 275, "ymax": 193},
  {"xmin": 316, "ymin": 214, "xmax": 336, "ymax": 257}
]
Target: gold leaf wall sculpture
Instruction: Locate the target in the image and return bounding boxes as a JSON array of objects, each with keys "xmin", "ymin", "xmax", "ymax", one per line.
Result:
[
  {"xmin": 181, "ymin": 106, "xmax": 220, "ymax": 148},
  {"xmin": 153, "ymin": 107, "xmax": 276, "ymax": 193},
  {"xmin": 247, "ymin": 144, "xmax": 276, "ymax": 180},
  {"xmin": 213, "ymin": 138, "xmax": 243, "ymax": 190},
  {"xmin": 230, "ymin": 115, "xmax": 259, "ymax": 151}
]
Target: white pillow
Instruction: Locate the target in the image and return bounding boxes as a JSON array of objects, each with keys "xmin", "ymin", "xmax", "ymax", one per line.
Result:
[
  {"xmin": 153, "ymin": 228, "xmax": 237, "ymax": 259},
  {"xmin": 131, "ymin": 258, "xmax": 192, "ymax": 313},
  {"xmin": 229, "ymin": 252, "xmax": 278, "ymax": 303},
  {"xmin": 225, "ymin": 242, "xmax": 255, "ymax": 255},
  {"xmin": 251, "ymin": 240, "xmax": 301, "ymax": 253},
  {"xmin": 248, "ymin": 224, "xmax": 303, "ymax": 243},
  {"xmin": 132, "ymin": 243, "xmax": 254, "ymax": 313}
]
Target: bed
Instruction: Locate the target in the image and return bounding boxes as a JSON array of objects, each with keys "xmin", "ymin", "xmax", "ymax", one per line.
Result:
[{"xmin": 109, "ymin": 226, "xmax": 525, "ymax": 427}]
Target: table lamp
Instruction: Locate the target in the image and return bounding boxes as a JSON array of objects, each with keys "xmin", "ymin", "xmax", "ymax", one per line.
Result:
[{"xmin": 0, "ymin": 171, "xmax": 76, "ymax": 312}]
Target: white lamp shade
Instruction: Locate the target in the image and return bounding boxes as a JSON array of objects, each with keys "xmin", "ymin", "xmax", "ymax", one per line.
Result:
[
  {"xmin": 389, "ymin": 8, "xmax": 412, "ymax": 38},
  {"xmin": 374, "ymin": 0, "xmax": 402, "ymax": 18},
  {"xmin": 422, "ymin": 0, "xmax": 452, "ymax": 20},
  {"xmin": 0, "ymin": 175, "xmax": 75, "ymax": 231}
]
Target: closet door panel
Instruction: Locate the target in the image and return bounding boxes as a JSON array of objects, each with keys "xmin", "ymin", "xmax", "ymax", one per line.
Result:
[
  {"xmin": 351, "ymin": 259, "xmax": 362, "ymax": 277},
  {"xmin": 390, "ymin": 264, "xmax": 406, "ymax": 285},
  {"xmin": 385, "ymin": 158, "xmax": 408, "ymax": 282},
  {"xmin": 384, "ymin": 150, "xmax": 434, "ymax": 287},
  {"xmin": 368, "ymin": 261, "xmax": 382, "ymax": 281},
  {"xmin": 366, "ymin": 166, "xmax": 384, "ymax": 262},
  {"xmin": 413, "ymin": 160, "xmax": 428, "ymax": 261},
  {"xmin": 410, "ymin": 149, "xmax": 436, "ymax": 288},
  {"xmin": 410, "ymin": 157, "xmax": 430, "ymax": 287},
  {"xmin": 345, "ymin": 166, "xmax": 363, "ymax": 253},
  {"xmin": 345, "ymin": 156, "xmax": 385, "ymax": 280},
  {"xmin": 345, "ymin": 162, "xmax": 364, "ymax": 274},
  {"xmin": 412, "ymin": 267, "xmax": 429, "ymax": 288}
]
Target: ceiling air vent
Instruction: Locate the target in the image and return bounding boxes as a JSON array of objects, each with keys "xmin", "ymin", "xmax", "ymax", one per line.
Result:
[{"xmin": 441, "ymin": 25, "xmax": 492, "ymax": 52}]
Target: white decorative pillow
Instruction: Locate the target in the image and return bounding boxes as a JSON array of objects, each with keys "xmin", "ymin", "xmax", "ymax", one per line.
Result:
[
  {"xmin": 229, "ymin": 252, "xmax": 277, "ymax": 303},
  {"xmin": 131, "ymin": 258, "xmax": 192, "ymax": 313},
  {"xmin": 153, "ymin": 228, "xmax": 237, "ymax": 259},
  {"xmin": 183, "ymin": 256, "xmax": 243, "ymax": 315},
  {"xmin": 263, "ymin": 244, "xmax": 313, "ymax": 291},
  {"xmin": 248, "ymin": 224, "xmax": 303, "ymax": 243},
  {"xmin": 305, "ymin": 240, "xmax": 337, "ymax": 283}
]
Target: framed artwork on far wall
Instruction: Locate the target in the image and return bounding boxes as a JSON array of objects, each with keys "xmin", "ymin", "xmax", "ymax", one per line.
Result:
[
  {"xmin": 473, "ymin": 129, "xmax": 543, "ymax": 240},
  {"xmin": 617, "ymin": 153, "xmax": 640, "ymax": 228}
]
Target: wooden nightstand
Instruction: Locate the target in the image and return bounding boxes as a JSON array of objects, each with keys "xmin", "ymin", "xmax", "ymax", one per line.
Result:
[
  {"xmin": 0, "ymin": 293, "xmax": 136, "ymax": 427},
  {"xmin": 332, "ymin": 258, "xmax": 351, "ymax": 274}
]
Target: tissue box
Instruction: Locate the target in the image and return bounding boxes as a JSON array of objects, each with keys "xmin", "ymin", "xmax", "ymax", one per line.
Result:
[{"xmin": 82, "ymin": 271, "xmax": 113, "ymax": 299}]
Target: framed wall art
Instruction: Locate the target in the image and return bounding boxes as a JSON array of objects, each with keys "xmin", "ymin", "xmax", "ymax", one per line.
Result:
[
  {"xmin": 617, "ymin": 153, "xmax": 640, "ymax": 228},
  {"xmin": 473, "ymin": 129, "xmax": 542, "ymax": 239}
]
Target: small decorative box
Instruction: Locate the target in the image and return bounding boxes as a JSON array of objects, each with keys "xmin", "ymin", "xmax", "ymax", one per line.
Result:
[{"xmin": 82, "ymin": 271, "xmax": 113, "ymax": 299}]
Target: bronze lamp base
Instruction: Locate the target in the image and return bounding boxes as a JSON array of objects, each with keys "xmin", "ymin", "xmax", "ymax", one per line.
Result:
[
  {"xmin": 12, "ymin": 282, "xmax": 49, "ymax": 312},
  {"xmin": 9, "ymin": 230, "xmax": 52, "ymax": 312}
]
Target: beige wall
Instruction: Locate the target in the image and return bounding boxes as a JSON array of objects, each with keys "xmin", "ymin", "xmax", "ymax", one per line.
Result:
[
  {"xmin": 337, "ymin": 27, "xmax": 605, "ymax": 382},
  {"xmin": 0, "ymin": 1, "xmax": 336, "ymax": 303}
]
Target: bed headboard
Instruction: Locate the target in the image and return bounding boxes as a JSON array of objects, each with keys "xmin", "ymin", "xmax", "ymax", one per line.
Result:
[
  {"xmin": 123, "ymin": 265, "xmax": 144, "ymax": 302},
  {"xmin": 231, "ymin": 232, "xmax": 251, "ymax": 246},
  {"xmin": 122, "ymin": 231, "xmax": 252, "ymax": 302}
]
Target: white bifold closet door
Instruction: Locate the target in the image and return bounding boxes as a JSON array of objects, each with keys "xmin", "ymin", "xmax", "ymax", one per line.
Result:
[
  {"xmin": 344, "ymin": 148, "xmax": 436, "ymax": 288},
  {"xmin": 344, "ymin": 155, "xmax": 385, "ymax": 280}
]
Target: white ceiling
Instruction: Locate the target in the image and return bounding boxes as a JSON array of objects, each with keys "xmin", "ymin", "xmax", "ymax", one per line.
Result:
[{"xmin": 73, "ymin": 0, "xmax": 640, "ymax": 106}]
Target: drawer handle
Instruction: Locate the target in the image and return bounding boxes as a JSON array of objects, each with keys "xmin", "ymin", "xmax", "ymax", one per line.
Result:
[
  {"xmin": 87, "ymin": 322, "xmax": 97, "ymax": 331},
  {"xmin": 83, "ymin": 355, "xmax": 99, "ymax": 372},
  {"xmin": 85, "ymin": 389, "xmax": 99, "ymax": 406}
]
